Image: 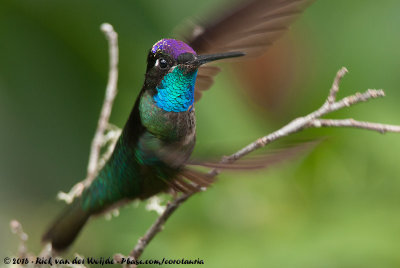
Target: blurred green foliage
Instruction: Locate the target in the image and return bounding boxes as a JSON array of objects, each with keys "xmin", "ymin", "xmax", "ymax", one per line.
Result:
[{"xmin": 1, "ymin": 0, "xmax": 400, "ymax": 267}]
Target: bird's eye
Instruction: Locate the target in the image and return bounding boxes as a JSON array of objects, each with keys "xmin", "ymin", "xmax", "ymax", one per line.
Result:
[{"xmin": 156, "ymin": 58, "xmax": 169, "ymax": 69}]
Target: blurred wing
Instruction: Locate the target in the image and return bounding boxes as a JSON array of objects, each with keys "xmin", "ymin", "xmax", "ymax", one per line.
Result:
[
  {"xmin": 186, "ymin": 0, "xmax": 314, "ymax": 101},
  {"xmin": 169, "ymin": 169, "xmax": 215, "ymax": 194},
  {"xmin": 189, "ymin": 139, "xmax": 318, "ymax": 171},
  {"xmin": 194, "ymin": 65, "xmax": 221, "ymax": 101},
  {"xmin": 169, "ymin": 140, "xmax": 319, "ymax": 194}
]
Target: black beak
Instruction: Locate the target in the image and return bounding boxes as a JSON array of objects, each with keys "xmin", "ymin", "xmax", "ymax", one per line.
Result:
[{"xmin": 191, "ymin": 51, "xmax": 245, "ymax": 66}]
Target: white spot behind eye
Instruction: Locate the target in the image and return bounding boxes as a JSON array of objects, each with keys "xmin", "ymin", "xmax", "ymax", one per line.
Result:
[{"xmin": 155, "ymin": 59, "xmax": 160, "ymax": 67}]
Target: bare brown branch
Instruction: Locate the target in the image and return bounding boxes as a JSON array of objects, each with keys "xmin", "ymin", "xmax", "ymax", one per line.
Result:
[
  {"xmin": 326, "ymin": 67, "xmax": 348, "ymax": 103},
  {"xmin": 87, "ymin": 23, "xmax": 119, "ymax": 181},
  {"xmin": 57, "ymin": 23, "xmax": 120, "ymax": 203},
  {"xmin": 311, "ymin": 119, "xmax": 400, "ymax": 134}
]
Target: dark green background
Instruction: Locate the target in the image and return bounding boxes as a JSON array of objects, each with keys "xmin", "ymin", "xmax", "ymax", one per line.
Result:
[{"xmin": 1, "ymin": 1, "xmax": 400, "ymax": 267}]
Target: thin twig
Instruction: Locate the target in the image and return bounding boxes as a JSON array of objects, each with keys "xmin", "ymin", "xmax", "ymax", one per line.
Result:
[
  {"xmin": 57, "ymin": 23, "xmax": 119, "ymax": 203},
  {"xmin": 130, "ymin": 194, "xmax": 191, "ymax": 260},
  {"xmin": 10, "ymin": 220, "xmax": 29, "ymax": 259},
  {"xmin": 326, "ymin": 67, "xmax": 348, "ymax": 103},
  {"xmin": 311, "ymin": 119, "xmax": 400, "ymax": 134},
  {"xmin": 128, "ymin": 67, "xmax": 400, "ymax": 261},
  {"xmin": 87, "ymin": 23, "xmax": 119, "ymax": 182}
]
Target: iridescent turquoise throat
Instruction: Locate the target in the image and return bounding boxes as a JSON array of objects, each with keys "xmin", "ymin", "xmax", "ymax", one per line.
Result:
[{"xmin": 153, "ymin": 66, "xmax": 198, "ymax": 112}]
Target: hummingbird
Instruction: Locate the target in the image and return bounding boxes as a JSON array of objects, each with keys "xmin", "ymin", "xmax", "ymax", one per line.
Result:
[{"xmin": 43, "ymin": 0, "xmax": 314, "ymax": 251}]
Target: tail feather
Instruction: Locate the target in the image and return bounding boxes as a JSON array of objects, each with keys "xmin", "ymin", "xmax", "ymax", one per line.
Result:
[{"xmin": 42, "ymin": 199, "xmax": 90, "ymax": 251}]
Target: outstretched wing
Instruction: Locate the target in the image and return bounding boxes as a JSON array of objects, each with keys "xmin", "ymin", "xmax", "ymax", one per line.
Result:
[
  {"xmin": 169, "ymin": 140, "xmax": 319, "ymax": 194},
  {"xmin": 185, "ymin": 0, "xmax": 314, "ymax": 101}
]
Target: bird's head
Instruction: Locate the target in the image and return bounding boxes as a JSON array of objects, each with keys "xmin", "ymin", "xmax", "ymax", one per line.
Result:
[
  {"xmin": 144, "ymin": 39, "xmax": 243, "ymax": 112},
  {"xmin": 146, "ymin": 39, "xmax": 243, "ymax": 83}
]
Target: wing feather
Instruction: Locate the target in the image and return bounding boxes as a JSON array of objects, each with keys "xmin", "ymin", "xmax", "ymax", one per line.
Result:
[{"xmin": 185, "ymin": 0, "xmax": 314, "ymax": 101}]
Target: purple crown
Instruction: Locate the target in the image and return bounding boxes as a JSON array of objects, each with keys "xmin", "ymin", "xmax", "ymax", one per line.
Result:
[{"xmin": 151, "ymin": 39, "xmax": 196, "ymax": 60}]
